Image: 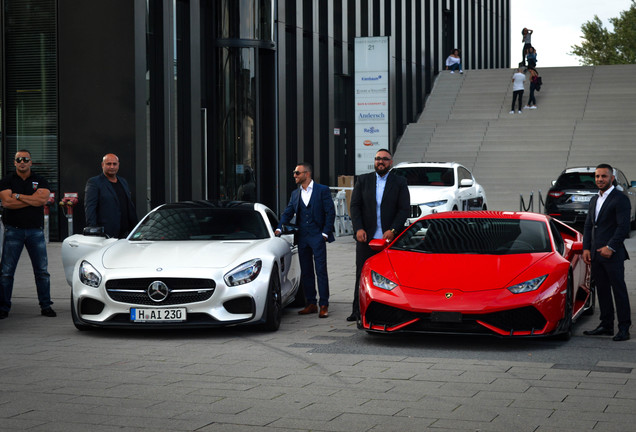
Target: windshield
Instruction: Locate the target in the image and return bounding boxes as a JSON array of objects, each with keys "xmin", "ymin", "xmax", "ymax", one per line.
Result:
[
  {"xmin": 392, "ymin": 167, "xmax": 454, "ymax": 186},
  {"xmin": 555, "ymin": 172, "xmax": 596, "ymax": 189},
  {"xmin": 392, "ymin": 218, "xmax": 551, "ymax": 254},
  {"xmin": 130, "ymin": 207, "xmax": 269, "ymax": 241}
]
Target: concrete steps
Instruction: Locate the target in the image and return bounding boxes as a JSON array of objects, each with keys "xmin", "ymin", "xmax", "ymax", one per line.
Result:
[{"xmin": 394, "ymin": 64, "xmax": 636, "ymax": 212}]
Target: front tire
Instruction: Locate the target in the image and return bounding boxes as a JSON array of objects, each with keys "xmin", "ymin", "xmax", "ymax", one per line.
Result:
[{"xmin": 262, "ymin": 267, "xmax": 282, "ymax": 332}]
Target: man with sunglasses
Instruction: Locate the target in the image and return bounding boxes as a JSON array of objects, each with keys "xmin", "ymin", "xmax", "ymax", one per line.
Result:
[
  {"xmin": 347, "ymin": 149, "xmax": 410, "ymax": 322},
  {"xmin": 0, "ymin": 150, "xmax": 55, "ymax": 319},
  {"xmin": 276, "ymin": 163, "xmax": 336, "ymax": 318},
  {"xmin": 84, "ymin": 153, "xmax": 138, "ymax": 238}
]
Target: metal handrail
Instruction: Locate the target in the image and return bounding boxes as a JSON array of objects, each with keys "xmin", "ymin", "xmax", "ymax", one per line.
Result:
[{"xmin": 519, "ymin": 190, "xmax": 544, "ymax": 213}]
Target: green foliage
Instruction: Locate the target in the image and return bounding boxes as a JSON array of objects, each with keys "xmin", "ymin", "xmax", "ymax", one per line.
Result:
[{"xmin": 570, "ymin": 1, "xmax": 636, "ymax": 65}]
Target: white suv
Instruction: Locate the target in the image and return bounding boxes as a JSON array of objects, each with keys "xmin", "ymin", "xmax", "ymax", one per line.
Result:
[{"xmin": 392, "ymin": 162, "xmax": 488, "ymax": 225}]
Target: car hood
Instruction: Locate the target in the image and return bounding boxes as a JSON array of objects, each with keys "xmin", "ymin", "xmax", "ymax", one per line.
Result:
[
  {"xmin": 101, "ymin": 240, "xmax": 261, "ymax": 269},
  {"xmin": 408, "ymin": 186, "xmax": 452, "ymax": 204},
  {"xmin": 386, "ymin": 250, "xmax": 551, "ymax": 291}
]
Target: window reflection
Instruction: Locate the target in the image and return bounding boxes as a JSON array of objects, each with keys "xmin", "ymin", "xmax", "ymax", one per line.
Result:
[{"xmin": 217, "ymin": 47, "xmax": 256, "ymax": 200}]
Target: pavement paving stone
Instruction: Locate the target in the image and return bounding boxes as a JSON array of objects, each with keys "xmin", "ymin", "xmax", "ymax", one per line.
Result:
[{"xmin": 1, "ymin": 235, "xmax": 636, "ymax": 430}]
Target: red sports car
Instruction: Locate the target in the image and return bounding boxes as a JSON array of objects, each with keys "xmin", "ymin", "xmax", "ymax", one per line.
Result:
[{"xmin": 359, "ymin": 211, "xmax": 593, "ymax": 339}]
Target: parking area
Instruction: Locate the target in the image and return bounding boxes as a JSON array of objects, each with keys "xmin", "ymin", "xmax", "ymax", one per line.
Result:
[{"xmin": 1, "ymin": 235, "xmax": 636, "ymax": 431}]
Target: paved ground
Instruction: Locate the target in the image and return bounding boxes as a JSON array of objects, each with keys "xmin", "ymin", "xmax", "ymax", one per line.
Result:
[{"xmin": 1, "ymin": 234, "xmax": 635, "ymax": 431}]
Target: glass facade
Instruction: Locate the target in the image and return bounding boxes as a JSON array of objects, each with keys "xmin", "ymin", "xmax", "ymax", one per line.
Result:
[
  {"xmin": 2, "ymin": 0, "xmax": 58, "ymax": 238},
  {"xmin": 0, "ymin": 0, "xmax": 509, "ymax": 239}
]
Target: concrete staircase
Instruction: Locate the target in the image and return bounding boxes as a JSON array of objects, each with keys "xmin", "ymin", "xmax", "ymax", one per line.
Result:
[{"xmin": 394, "ymin": 65, "xmax": 636, "ymax": 211}]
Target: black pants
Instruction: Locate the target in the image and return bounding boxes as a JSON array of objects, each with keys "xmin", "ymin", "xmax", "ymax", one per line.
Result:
[
  {"xmin": 351, "ymin": 240, "xmax": 379, "ymax": 316},
  {"xmin": 511, "ymin": 90, "xmax": 524, "ymax": 111},
  {"xmin": 592, "ymin": 252, "xmax": 632, "ymax": 331}
]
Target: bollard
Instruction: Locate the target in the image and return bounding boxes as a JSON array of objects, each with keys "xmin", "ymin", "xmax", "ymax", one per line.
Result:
[
  {"xmin": 43, "ymin": 192, "xmax": 56, "ymax": 243},
  {"xmin": 59, "ymin": 192, "xmax": 78, "ymax": 238}
]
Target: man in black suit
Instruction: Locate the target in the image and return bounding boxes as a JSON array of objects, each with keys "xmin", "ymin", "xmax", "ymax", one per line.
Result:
[
  {"xmin": 582, "ymin": 164, "xmax": 632, "ymax": 341},
  {"xmin": 347, "ymin": 149, "xmax": 410, "ymax": 321},
  {"xmin": 85, "ymin": 153, "xmax": 138, "ymax": 238},
  {"xmin": 277, "ymin": 163, "xmax": 336, "ymax": 318}
]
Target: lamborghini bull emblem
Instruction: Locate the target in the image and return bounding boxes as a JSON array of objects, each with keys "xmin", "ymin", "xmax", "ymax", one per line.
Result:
[{"xmin": 445, "ymin": 292, "xmax": 453, "ymax": 299}]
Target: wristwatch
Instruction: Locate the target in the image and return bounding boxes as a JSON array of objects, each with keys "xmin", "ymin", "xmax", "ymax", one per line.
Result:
[{"xmin": 15, "ymin": 194, "xmax": 20, "ymax": 200}]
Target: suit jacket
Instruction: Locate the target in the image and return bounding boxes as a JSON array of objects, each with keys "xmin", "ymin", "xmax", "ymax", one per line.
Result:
[
  {"xmin": 84, "ymin": 173, "xmax": 138, "ymax": 238},
  {"xmin": 350, "ymin": 171, "xmax": 410, "ymax": 239},
  {"xmin": 279, "ymin": 182, "xmax": 336, "ymax": 243},
  {"xmin": 583, "ymin": 188, "xmax": 631, "ymax": 260}
]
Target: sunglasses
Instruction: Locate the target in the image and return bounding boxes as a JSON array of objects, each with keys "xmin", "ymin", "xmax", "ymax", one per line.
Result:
[
  {"xmin": 375, "ymin": 157, "xmax": 391, "ymax": 162},
  {"xmin": 292, "ymin": 170, "xmax": 307, "ymax": 176},
  {"xmin": 15, "ymin": 157, "xmax": 31, "ymax": 163}
]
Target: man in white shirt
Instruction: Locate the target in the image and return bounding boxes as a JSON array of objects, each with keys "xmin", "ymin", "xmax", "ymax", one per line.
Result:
[
  {"xmin": 510, "ymin": 68, "xmax": 526, "ymax": 114},
  {"xmin": 277, "ymin": 163, "xmax": 336, "ymax": 318}
]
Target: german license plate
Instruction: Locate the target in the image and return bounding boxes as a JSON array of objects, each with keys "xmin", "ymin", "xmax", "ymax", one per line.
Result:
[
  {"xmin": 130, "ymin": 308, "xmax": 186, "ymax": 322},
  {"xmin": 431, "ymin": 311, "xmax": 462, "ymax": 323},
  {"xmin": 571, "ymin": 195, "xmax": 592, "ymax": 202}
]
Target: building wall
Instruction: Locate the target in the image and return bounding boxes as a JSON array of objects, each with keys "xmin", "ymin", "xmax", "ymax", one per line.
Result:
[
  {"xmin": 58, "ymin": 0, "xmax": 137, "ymax": 236},
  {"xmin": 275, "ymin": 0, "xmax": 510, "ymax": 211},
  {"xmin": 1, "ymin": 0, "xmax": 509, "ymax": 238}
]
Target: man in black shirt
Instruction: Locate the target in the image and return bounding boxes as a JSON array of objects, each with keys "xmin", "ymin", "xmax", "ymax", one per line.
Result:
[
  {"xmin": 84, "ymin": 153, "xmax": 138, "ymax": 238},
  {"xmin": 0, "ymin": 150, "xmax": 55, "ymax": 319}
]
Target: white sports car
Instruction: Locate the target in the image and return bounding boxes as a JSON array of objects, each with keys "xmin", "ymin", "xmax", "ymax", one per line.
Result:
[
  {"xmin": 62, "ymin": 201, "xmax": 301, "ymax": 331},
  {"xmin": 391, "ymin": 162, "xmax": 488, "ymax": 225}
]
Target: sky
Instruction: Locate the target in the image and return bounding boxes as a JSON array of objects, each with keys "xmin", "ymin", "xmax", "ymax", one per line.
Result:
[{"xmin": 509, "ymin": 0, "xmax": 634, "ymax": 67}]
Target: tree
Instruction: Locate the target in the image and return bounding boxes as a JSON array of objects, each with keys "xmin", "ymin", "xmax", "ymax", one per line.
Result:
[{"xmin": 570, "ymin": 1, "xmax": 636, "ymax": 65}]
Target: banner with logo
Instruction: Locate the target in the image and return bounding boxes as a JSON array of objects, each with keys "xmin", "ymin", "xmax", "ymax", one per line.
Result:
[{"xmin": 354, "ymin": 36, "xmax": 389, "ymax": 175}]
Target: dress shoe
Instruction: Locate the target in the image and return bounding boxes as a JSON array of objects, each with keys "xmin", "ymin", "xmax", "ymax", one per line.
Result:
[
  {"xmin": 583, "ymin": 325, "xmax": 613, "ymax": 336},
  {"xmin": 0, "ymin": 310, "xmax": 8, "ymax": 319},
  {"xmin": 319, "ymin": 305, "xmax": 329, "ymax": 318},
  {"xmin": 346, "ymin": 313, "xmax": 358, "ymax": 322},
  {"xmin": 613, "ymin": 330, "xmax": 630, "ymax": 342},
  {"xmin": 298, "ymin": 304, "xmax": 318, "ymax": 315},
  {"xmin": 41, "ymin": 307, "xmax": 57, "ymax": 317}
]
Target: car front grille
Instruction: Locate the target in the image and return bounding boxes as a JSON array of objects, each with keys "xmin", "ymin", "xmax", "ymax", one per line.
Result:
[
  {"xmin": 365, "ymin": 302, "xmax": 547, "ymax": 335},
  {"xmin": 105, "ymin": 277, "xmax": 216, "ymax": 306}
]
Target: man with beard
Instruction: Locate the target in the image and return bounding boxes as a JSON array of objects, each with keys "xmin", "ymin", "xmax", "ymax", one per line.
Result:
[
  {"xmin": 582, "ymin": 163, "xmax": 632, "ymax": 341},
  {"xmin": 347, "ymin": 149, "xmax": 410, "ymax": 322}
]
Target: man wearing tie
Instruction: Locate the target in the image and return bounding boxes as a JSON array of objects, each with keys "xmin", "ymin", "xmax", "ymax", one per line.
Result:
[
  {"xmin": 277, "ymin": 163, "xmax": 336, "ymax": 318},
  {"xmin": 582, "ymin": 164, "xmax": 632, "ymax": 341}
]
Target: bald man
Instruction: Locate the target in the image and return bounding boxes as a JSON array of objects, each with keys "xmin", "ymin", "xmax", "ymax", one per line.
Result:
[{"xmin": 84, "ymin": 153, "xmax": 138, "ymax": 238}]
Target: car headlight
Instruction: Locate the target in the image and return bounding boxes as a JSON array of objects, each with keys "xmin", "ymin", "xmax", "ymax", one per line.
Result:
[
  {"xmin": 224, "ymin": 259, "xmax": 262, "ymax": 286},
  {"xmin": 423, "ymin": 199, "xmax": 448, "ymax": 208},
  {"xmin": 79, "ymin": 260, "xmax": 102, "ymax": 288},
  {"xmin": 371, "ymin": 271, "xmax": 398, "ymax": 291},
  {"xmin": 507, "ymin": 275, "xmax": 547, "ymax": 294}
]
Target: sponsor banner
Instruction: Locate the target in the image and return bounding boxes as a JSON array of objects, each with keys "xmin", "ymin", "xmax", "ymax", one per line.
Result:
[
  {"xmin": 356, "ymin": 111, "xmax": 388, "ymax": 122},
  {"xmin": 355, "ymin": 136, "xmax": 388, "ymax": 174},
  {"xmin": 354, "ymin": 72, "xmax": 389, "ymax": 86},
  {"xmin": 355, "ymin": 36, "xmax": 389, "ymax": 175},
  {"xmin": 355, "ymin": 86, "xmax": 388, "ymax": 97},
  {"xmin": 355, "ymin": 97, "xmax": 389, "ymax": 110},
  {"xmin": 355, "ymin": 124, "xmax": 389, "ymax": 137}
]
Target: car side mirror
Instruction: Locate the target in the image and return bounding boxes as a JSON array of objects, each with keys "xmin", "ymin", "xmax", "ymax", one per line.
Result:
[
  {"xmin": 369, "ymin": 238, "xmax": 390, "ymax": 251},
  {"xmin": 83, "ymin": 226, "xmax": 107, "ymax": 237},
  {"xmin": 571, "ymin": 241, "xmax": 583, "ymax": 254},
  {"xmin": 459, "ymin": 178, "xmax": 474, "ymax": 188},
  {"xmin": 280, "ymin": 223, "xmax": 299, "ymax": 235}
]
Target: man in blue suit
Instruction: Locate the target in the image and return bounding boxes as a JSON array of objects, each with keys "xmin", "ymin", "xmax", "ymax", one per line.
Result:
[
  {"xmin": 84, "ymin": 153, "xmax": 138, "ymax": 238},
  {"xmin": 583, "ymin": 164, "xmax": 632, "ymax": 341},
  {"xmin": 277, "ymin": 163, "xmax": 336, "ymax": 318}
]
